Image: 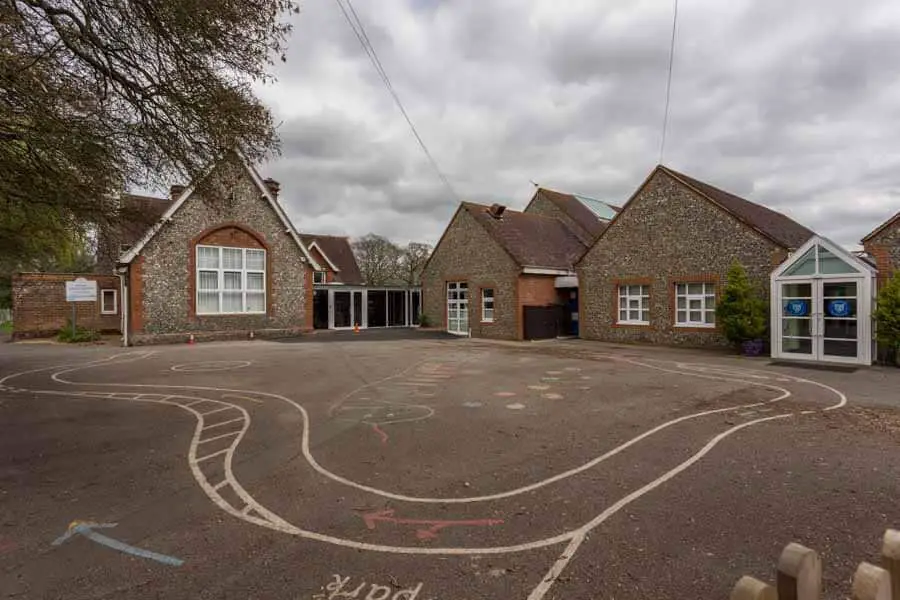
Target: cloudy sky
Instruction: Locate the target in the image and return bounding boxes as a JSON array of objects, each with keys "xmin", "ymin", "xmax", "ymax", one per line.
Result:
[{"xmin": 254, "ymin": 0, "xmax": 900, "ymax": 248}]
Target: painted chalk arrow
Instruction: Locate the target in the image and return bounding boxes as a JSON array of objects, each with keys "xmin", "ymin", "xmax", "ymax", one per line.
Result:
[
  {"xmin": 362, "ymin": 509, "xmax": 504, "ymax": 540},
  {"xmin": 52, "ymin": 521, "xmax": 183, "ymax": 566}
]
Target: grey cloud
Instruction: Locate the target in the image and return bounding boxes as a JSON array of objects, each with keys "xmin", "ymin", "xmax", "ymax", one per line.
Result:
[{"xmin": 254, "ymin": 0, "xmax": 900, "ymax": 249}]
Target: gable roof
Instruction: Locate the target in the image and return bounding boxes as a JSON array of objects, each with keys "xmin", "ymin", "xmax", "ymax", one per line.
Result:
[
  {"xmin": 117, "ymin": 154, "xmax": 321, "ymax": 270},
  {"xmin": 300, "ymin": 234, "xmax": 364, "ymax": 285},
  {"xmin": 660, "ymin": 166, "xmax": 815, "ymax": 250},
  {"xmin": 526, "ymin": 188, "xmax": 620, "ymax": 246},
  {"xmin": 114, "ymin": 193, "xmax": 173, "ymax": 249},
  {"xmin": 862, "ymin": 210, "xmax": 900, "ymax": 243},
  {"xmin": 463, "ymin": 202, "xmax": 588, "ymax": 271}
]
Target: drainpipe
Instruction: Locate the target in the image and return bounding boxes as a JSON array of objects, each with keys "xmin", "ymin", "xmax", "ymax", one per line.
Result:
[{"xmin": 116, "ymin": 266, "xmax": 129, "ymax": 347}]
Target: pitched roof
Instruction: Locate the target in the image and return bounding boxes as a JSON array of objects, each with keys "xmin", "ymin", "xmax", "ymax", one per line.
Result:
[
  {"xmin": 533, "ymin": 188, "xmax": 611, "ymax": 242},
  {"xmin": 116, "ymin": 194, "xmax": 172, "ymax": 249},
  {"xmin": 117, "ymin": 153, "xmax": 321, "ymax": 270},
  {"xmin": 861, "ymin": 210, "xmax": 900, "ymax": 243},
  {"xmin": 660, "ymin": 166, "xmax": 815, "ymax": 249},
  {"xmin": 300, "ymin": 234, "xmax": 364, "ymax": 285},
  {"xmin": 463, "ymin": 202, "xmax": 588, "ymax": 270}
]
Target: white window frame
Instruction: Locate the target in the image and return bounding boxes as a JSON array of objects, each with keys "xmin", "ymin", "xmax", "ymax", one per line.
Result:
[
  {"xmin": 100, "ymin": 289, "xmax": 118, "ymax": 315},
  {"xmin": 617, "ymin": 284, "xmax": 650, "ymax": 325},
  {"xmin": 196, "ymin": 245, "xmax": 267, "ymax": 315},
  {"xmin": 481, "ymin": 288, "xmax": 495, "ymax": 322},
  {"xmin": 674, "ymin": 282, "xmax": 716, "ymax": 328},
  {"xmin": 313, "ymin": 271, "xmax": 327, "ymax": 284}
]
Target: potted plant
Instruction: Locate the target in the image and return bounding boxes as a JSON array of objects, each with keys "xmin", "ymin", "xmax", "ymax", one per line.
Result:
[
  {"xmin": 716, "ymin": 260, "xmax": 768, "ymax": 356},
  {"xmin": 874, "ymin": 272, "xmax": 900, "ymax": 366}
]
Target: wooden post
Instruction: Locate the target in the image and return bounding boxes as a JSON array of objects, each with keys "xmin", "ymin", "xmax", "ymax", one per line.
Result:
[
  {"xmin": 778, "ymin": 542, "xmax": 822, "ymax": 600},
  {"xmin": 731, "ymin": 576, "xmax": 777, "ymax": 600},
  {"xmin": 853, "ymin": 562, "xmax": 891, "ymax": 600},
  {"xmin": 883, "ymin": 529, "xmax": 900, "ymax": 600}
]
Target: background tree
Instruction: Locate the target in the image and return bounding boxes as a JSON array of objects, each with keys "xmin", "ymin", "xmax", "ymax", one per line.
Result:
[
  {"xmin": 398, "ymin": 242, "xmax": 432, "ymax": 286},
  {"xmin": 1, "ymin": 0, "xmax": 297, "ymax": 268},
  {"xmin": 874, "ymin": 272, "xmax": 900, "ymax": 365},
  {"xmin": 716, "ymin": 260, "xmax": 768, "ymax": 350},
  {"xmin": 351, "ymin": 234, "xmax": 403, "ymax": 286}
]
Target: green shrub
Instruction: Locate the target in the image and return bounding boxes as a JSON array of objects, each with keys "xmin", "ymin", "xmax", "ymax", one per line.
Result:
[
  {"xmin": 874, "ymin": 272, "xmax": 900, "ymax": 364},
  {"xmin": 0, "ymin": 320, "xmax": 11, "ymax": 334},
  {"xmin": 57, "ymin": 321, "xmax": 101, "ymax": 343},
  {"xmin": 418, "ymin": 313, "xmax": 432, "ymax": 327},
  {"xmin": 716, "ymin": 260, "xmax": 768, "ymax": 346}
]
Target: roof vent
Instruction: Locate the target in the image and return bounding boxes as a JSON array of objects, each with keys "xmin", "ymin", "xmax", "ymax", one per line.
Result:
[
  {"xmin": 263, "ymin": 177, "xmax": 280, "ymax": 199},
  {"xmin": 488, "ymin": 204, "xmax": 506, "ymax": 219},
  {"xmin": 169, "ymin": 184, "xmax": 185, "ymax": 201}
]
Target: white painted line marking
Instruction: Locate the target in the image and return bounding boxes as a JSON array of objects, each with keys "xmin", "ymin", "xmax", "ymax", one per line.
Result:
[
  {"xmin": 494, "ymin": 392, "xmax": 516, "ymax": 397},
  {"xmin": 185, "ymin": 399, "xmax": 212, "ymax": 408},
  {"xmin": 506, "ymin": 403, "xmax": 525, "ymax": 410},
  {"xmin": 241, "ymin": 505, "xmax": 254, "ymax": 516},
  {"xmin": 196, "ymin": 448, "xmax": 229, "ymax": 463},
  {"xmin": 198, "ymin": 431, "xmax": 241, "ymax": 445},
  {"xmin": 528, "ymin": 385, "xmax": 550, "ymax": 391},
  {"xmin": 212, "ymin": 480, "xmax": 229, "ymax": 492},
  {"xmin": 542, "ymin": 393, "xmax": 564, "ymax": 400},
  {"xmin": 202, "ymin": 417, "xmax": 244, "ymax": 431},
  {"xmin": 200, "ymin": 406, "xmax": 232, "ymax": 417},
  {"xmin": 222, "ymin": 394, "xmax": 264, "ymax": 404},
  {"xmin": 738, "ymin": 411, "xmax": 757, "ymax": 417}
]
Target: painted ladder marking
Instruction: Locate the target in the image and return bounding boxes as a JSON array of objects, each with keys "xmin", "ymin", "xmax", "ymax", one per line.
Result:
[
  {"xmin": 198, "ymin": 430, "xmax": 241, "ymax": 445},
  {"xmin": 212, "ymin": 480, "xmax": 229, "ymax": 492},
  {"xmin": 200, "ymin": 406, "xmax": 232, "ymax": 417},
  {"xmin": 196, "ymin": 448, "xmax": 229, "ymax": 463},
  {"xmin": 185, "ymin": 399, "xmax": 212, "ymax": 408},
  {"xmin": 203, "ymin": 417, "xmax": 243, "ymax": 431}
]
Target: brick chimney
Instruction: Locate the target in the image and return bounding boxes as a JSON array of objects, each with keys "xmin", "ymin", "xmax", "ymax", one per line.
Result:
[
  {"xmin": 263, "ymin": 178, "xmax": 280, "ymax": 199},
  {"xmin": 488, "ymin": 203, "xmax": 506, "ymax": 219},
  {"xmin": 169, "ymin": 184, "xmax": 185, "ymax": 201}
]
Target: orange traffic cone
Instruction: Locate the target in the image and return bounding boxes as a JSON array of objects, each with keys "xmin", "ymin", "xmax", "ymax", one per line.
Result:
[{"xmin": 353, "ymin": 323, "xmax": 360, "ymax": 334}]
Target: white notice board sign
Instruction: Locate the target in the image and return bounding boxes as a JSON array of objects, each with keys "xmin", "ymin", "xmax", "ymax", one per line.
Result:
[{"xmin": 65, "ymin": 278, "xmax": 97, "ymax": 302}]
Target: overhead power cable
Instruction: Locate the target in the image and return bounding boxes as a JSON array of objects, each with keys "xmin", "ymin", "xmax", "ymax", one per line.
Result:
[
  {"xmin": 659, "ymin": 0, "xmax": 679, "ymax": 164},
  {"xmin": 333, "ymin": 0, "xmax": 461, "ymax": 202}
]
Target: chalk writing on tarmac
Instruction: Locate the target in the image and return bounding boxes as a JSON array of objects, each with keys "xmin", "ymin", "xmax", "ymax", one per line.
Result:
[{"xmin": 311, "ymin": 574, "xmax": 433, "ymax": 600}]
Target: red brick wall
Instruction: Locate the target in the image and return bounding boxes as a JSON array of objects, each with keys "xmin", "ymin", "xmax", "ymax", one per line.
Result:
[
  {"xmin": 12, "ymin": 273, "xmax": 121, "ymax": 339},
  {"xmin": 517, "ymin": 275, "xmax": 559, "ymax": 339}
]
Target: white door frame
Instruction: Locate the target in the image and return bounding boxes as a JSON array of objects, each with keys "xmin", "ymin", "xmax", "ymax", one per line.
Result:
[{"xmin": 446, "ymin": 281, "xmax": 469, "ymax": 336}]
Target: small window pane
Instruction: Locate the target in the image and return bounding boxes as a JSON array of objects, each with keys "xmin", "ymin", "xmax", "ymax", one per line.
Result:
[
  {"xmin": 676, "ymin": 284, "xmax": 686, "ymax": 295},
  {"xmin": 677, "ymin": 310, "xmax": 687, "ymax": 322},
  {"xmin": 783, "ymin": 246, "xmax": 817, "ymax": 276},
  {"xmin": 641, "ymin": 310, "xmax": 650, "ymax": 322},
  {"xmin": 704, "ymin": 311, "xmax": 715, "ymax": 324},
  {"xmin": 198, "ymin": 291, "xmax": 218, "ymax": 313},
  {"xmin": 247, "ymin": 272, "xmax": 264, "ymax": 291},
  {"xmin": 705, "ymin": 295, "xmax": 716, "ymax": 309},
  {"xmin": 199, "ymin": 271, "xmax": 218, "ymax": 290},
  {"xmin": 224, "ymin": 271, "xmax": 242, "ymax": 290},
  {"xmin": 688, "ymin": 283, "xmax": 703, "ymax": 295},
  {"xmin": 483, "ymin": 288, "xmax": 494, "ymax": 299},
  {"xmin": 629, "ymin": 285, "xmax": 642, "ymax": 296},
  {"xmin": 246, "ymin": 292, "xmax": 265, "ymax": 312},
  {"xmin": 619, "ymin": 297, "xmax": 627, "ymax": 309},
  {"xmin": 689, "ymin": 310, "xmax": 702, "ymax": 322},
  {"xmin": 619, "ymin": 309, "xmax": 627, "ymax": 321},
  {"xmin": 222, "ymin": 248, "xmax": 243, "ymax": 270},
  {"xmin": 222, "ymin": 291, "xmax": 242, "ymax": 312},
  {"xmin": 677, "ymin": 297, "xmax": 686, "ymax": 309},
  {"xmin": 629, "ymin": 299, "xmax": 639, "ymax": 310},
  {"xmin": 197, "ymin": 246, "xmax": 219, "ymax": 269},
  {"xmin": 246, "ymin": 249, "xmax": 265, "ymax": 271},
  {"xmin": 689, "ymin": 299, "xmax": 702, "ymax": 310}
]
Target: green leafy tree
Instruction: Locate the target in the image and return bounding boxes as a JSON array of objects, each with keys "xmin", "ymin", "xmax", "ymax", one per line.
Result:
[
  {"xmin": 716, "ymin": 260, "xmax": 768, "ymax": 346},
  {"xmin": 2, "ymin": 0, "xmax": 297, "ymax": 267},
  {"xmin": 874, "ymin": 272, "xmax": 900, "ymax": 363}
]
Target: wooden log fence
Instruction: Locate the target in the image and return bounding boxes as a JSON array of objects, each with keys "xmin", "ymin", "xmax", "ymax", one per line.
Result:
[{"xmin": 732, "ymin": 530, "xmax": 900, "ymax": 600}]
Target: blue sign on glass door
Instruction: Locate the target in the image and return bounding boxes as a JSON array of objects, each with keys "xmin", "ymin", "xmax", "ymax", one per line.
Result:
[{"xmin": 784, "ymin": 299, "xmax": 809, "ymax": 317}]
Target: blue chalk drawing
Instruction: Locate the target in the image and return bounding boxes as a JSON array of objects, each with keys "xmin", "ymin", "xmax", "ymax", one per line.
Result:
[{"xmin": 53, "ymin": 521, "xmax": 183, "ymax": 567}]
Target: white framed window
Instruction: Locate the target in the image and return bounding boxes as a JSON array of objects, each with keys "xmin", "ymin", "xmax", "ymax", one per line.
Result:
[
  {"xmin": 481, "ymin": 288, "xmax": 494, "ymax": 322},
  {"xmin": 101, "ymin": 289, "xmax": 118, "ymax": 315},
  {"xmin": 196, "ymin": 245, "xmax": 266, "ymax": 315},
  {"xmin": 618, "ymin": 284, "xmax": 650, "ymax": 324},
  {"xmin": 675, "ymin": 282, "xmax": 716, "ymax": 327},
  {"xmin": 313, "ymin": 271, "xmax": 327, "ymax": 284}
]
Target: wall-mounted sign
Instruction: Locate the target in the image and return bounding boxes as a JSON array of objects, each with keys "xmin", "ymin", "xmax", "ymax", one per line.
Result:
[
  {"xmin": 783, "ymin": 299, "xmax": 809, "ymax": 317},
  {"xmin": 65, "ymin": 278, "xmax": 98, "ymax": 302},
  {"xmin": 827, "ymin": 299, "xmax": 852, "ymax": 317}
]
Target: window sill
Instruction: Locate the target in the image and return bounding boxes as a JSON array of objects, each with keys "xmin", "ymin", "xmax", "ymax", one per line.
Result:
[
  {"xmin": 101, "ymin": 312, "xmax": 118, "ymax": 316},
  {"xmin": 481, "ymin": 320, "xmax": 495, "ymax": 324},
  {"xmin": 674, "ymin": 324, "xmax": 715, "ymax": 329},
  {"xmin": 615, "ymin": 321, "xmax": 650, "ymax": 327},
  {"xmin": 196, "ymin": 312, "xmax": 268, "ymax": 317}
]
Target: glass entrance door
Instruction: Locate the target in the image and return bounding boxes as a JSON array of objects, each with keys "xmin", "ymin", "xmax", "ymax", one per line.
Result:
[
  {"xmin": 820, "ymin": 281, "xmax": 858, "ymax": 361},
  {"xmin": 779, "ymin": 279, "xmax": 860, "ymax": 362},
  {"xmin": 333, "ymin": 290, "xmax": 363, "ymax": 329},
  {"xmin": 447, "ymin": 282, "xmax": 468, "ymax": 335}
]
